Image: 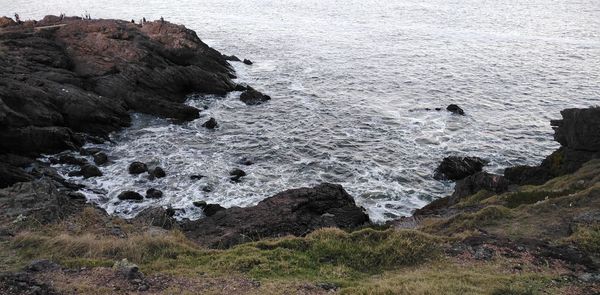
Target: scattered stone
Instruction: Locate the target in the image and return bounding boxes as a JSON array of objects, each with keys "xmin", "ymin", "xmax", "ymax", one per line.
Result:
[
  {"xmin": 202, "ymin": 117, "xmax": 218, "ymax": 129},
  {"xmin": 150, "ymin": 167, "xmax": 166, "ymax": 178},
  {"xmin": 230, "ymin": 168, "xmax": 247, "ymax": 182},
  {"xmin": 434, "ymin": 156, "xmax": 487, "ymax": 181},
  {"xmin": 113, "ymin": 259, "xmax": 143, "ymax": 280},
  {"xmin": 93, "ymin": 152, "xmax": 109, "ymax": 165},
  {"xmin": 243, "ymin": 59, "xmax": 253, "ymax": 65},
  {"xmin": 80, "ymin": 164, "xmax": 103, "ymax": 178},
  {"xmin": 117, "ymin": 191, "xmax": 143, "ymax": 201},
  {"xmin": 134, "ymin": 207, "xmax": 176, "ymax": 229},
  {"xmin": 128, "ymin": 162, "xmax": 148, "ymax": 174},
  {"xmin": 145, "ymin": 188, "xmax": 163, "ymax": 199},
  {"xmin": 193, "ymin": 202, "xmax": 225, "ymax": 217},
  {"xmin": 447, "ymin": 104, "xmax": 465, "ymax": 115},
  {"xmin": 473, "ymin": 246, "xmax": 494, "ymax": 260},
  {"xmin": 240, "ymin": 87, "xmax": 271, "ymax": 105},
  {"xmin": 316, "ymin": 282, "xmax": 338, "ymax": 291}
]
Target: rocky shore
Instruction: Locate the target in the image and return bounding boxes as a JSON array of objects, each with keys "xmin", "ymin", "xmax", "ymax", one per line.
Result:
[{"xmin": 1, "ymin": 16, "xmax": 599, "ymax": 295}]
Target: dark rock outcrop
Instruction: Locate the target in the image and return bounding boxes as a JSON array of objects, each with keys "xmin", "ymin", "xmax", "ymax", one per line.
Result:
[
  {"xmin": 434, "ymin": 156, "xmax": 487, "ymax": 181},
  {"xmin": 93, "ymin": 152, "xmax": 109, "ymax": 165},
  {"xmin": 243, "ymin": 59, "xmax": 253, "ymax": 65},
  {"xmin": 117, "ymin": 191, "xmax": 143, "ymax": 201},
  {"xmin": 451, "ymin": 172, "xmax": 509, "ymax": 201},
  {"xmin": 0, "ymin": 17, "xmax": 236, "ymax": 181},
  {"xmin": 128, "ymin": 162, "xmax": 148, "ymax": 174},
  {"xmin": 0, "ymin": 179, "xmax": 86, "ymax": 225},
  {"xmin": 193, "ymin": 201, "xmax": 225, "ymax": 217},
  {"xmin": 505, "ymin": 107, "xmax": 600, "ymax": 185},
  {"xmin": 80, "ymin": 164, "xmax": 103, "ymax": 178},
  {"xmin": 222, "ymin": 54, "xmax": 241, "ymax": 62},
  {"xmin": 239, "ymin": 87, "xmax": 271, "ymax": 105},
  {"xmin": 181, "ymin": 183, "xmax": 369, "ymax": 248},
  {"xmin": 202, "ymin": 117, "xmax": 218, "ymax": 129}
]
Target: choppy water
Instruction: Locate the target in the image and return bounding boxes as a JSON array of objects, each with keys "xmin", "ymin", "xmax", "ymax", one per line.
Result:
[{"xmin": 4, "ymin": 0, "xmax": 599, "ymax": 221}]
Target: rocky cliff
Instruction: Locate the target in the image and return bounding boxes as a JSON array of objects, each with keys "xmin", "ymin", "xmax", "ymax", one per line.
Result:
[{"xmin": 0, "ymin": 16, "xmax": 237, "ymax": 188}]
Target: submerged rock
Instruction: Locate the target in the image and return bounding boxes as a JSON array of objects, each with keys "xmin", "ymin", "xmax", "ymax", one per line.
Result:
[
  {"xmin": 202, "ymin": 117, "xmax": 218, "ymax": 129},
  {"xmin": 145, "ymin": 188, "xmax": 163, "ymax": 199},
  {"xmin": 229, "ymin": 168, "xmax": 247, "ymax": 182},
  {"xmin": 434, "ymin": 156, "xmax": 487, "ymax": 181},
  {"xmin": 181, "ymin": 183, "xmax": 370, "ymax": 248},
  {"xmin": 243, "ymin": 59, "xmax": 253, "ymax": 65},
  {"xmin": 239, "ymin": 87, "xmax": 271, "ymax": 105},
  {"xmin": 150, "ymin": 167, "xmax": 166, "ymax": 178},
  {"xmin": 117, "ymin": 191, "xmax": 143, "ymax": 201},
  {"xmin": 93, "ymin": 152, "xmax": 109, "ymax": 166},
  {"xmin": 446, "ymin": 104, "xmax": 465, "ymax": 115},
  {"xmin": 128, "ymin": 162, "xmax": 148, "ymax": 174}
]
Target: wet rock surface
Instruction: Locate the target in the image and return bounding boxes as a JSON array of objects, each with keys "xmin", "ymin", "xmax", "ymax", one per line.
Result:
[
  {"xmin": 128, "ymin": 162, "xmax": 148, "ymax": 175},
  {"xmin": 202, "ymin": 117, "xmax": 218, "ymax": 129},
  {"xmin": 117, "ymin": 191, "xmax": 143, "ymax": 201},
  {"xmin": 239, "ymin": 87, "xmax": 271, "ymax": 105},
  {"xmin": 182, "ymin": 183, "xmax": 369, "ymax": 248},
  {"xmin": 434, "ymin": 156, "xmax": 487, "ymax": 181}
]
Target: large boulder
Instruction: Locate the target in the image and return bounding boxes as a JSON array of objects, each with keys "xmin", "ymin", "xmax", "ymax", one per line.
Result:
[
  {"xmin": 239, "ymin": 87, "xmax": 271, "ymax": 105},
  {"xmin": 434, "ymin": 156, "xmax": 487, "ymax": 181},
  {"xmin": 181, "ymin": 183, "xmax": 370, "ymax": 248}
]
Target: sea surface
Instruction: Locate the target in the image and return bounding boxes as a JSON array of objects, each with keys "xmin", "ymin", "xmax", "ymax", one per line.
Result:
[{"xmin": 3, "ymin": 0, "xmax": 599, "ymax": 221}]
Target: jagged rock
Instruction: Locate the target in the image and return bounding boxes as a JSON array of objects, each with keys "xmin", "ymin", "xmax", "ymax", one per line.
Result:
[
  {"xmin": 446, "ymin": 104, "xmax": 465, "ymax": 115},
  {"xmin": 202, "ymin": 117, "xmax": 218, "ymax": 129},
  {"xmin": 117, "ymin": 191, "xmax": 143, "ymax": 201},
  {"xmin": 0, "ymin": 162, "xmax": 34, "ymax": 188},
  {"xmin": 181, "ymin": 183, "xmax": 370, "ymax": 248},
  {"xmin": 145, "ymin": 188, "xmax": 163, "ymax": 199},
  {"xmin": 150, "ymin": 167, "xmax": 166, "ymax": 178},
  {"xmin": 79, "ymin": 147, "xmax": 103, "ymax": 156},
  {"xmin": 240, "ymin": 87, "xmax": 271, "ymax": 105},
  {"xmin": 229, "ymin": 168, "xmax": 247, "ymax": 182},
  {"xmin": 0, "ymin": 17, "xmax": 236, "ymax": 179},
  {"xmin": 58, "ymin": 155, "xmax": 88, "ymax": 166},
  {"xmin": 0, "ymin": 179, "xmax": 86, "ymax": 225},
  {"xmin": 222, "ymin": 54, "xmax": 241, "ymax": 62},
  {"xmin": 451, "ymin": 172, "xmax": 509, "ymax": 201},
  {"xmin": 93, "ymin": 152, "xmax": 108, "ymax": 165},
  {"xmin": 113, "ymin": 259, "xmax": 143, "ymax": 280},
  {"xmin": 434, "ymin": 156, "xmax": 487, "ymax": 181},
  {"xmin": 243, "ymin": 59, "xmax": 253, "ymax": 65},
  {"xmin": 505, "ymin": 107, "xmax": 600, "ymax": 185},
  {"xmin": 128, "ymin": 162, "xmax": 147, "ymax": 174},
  {"xmin": 0, "ymin": 16, "xmax": 17, "ymax": 28}
]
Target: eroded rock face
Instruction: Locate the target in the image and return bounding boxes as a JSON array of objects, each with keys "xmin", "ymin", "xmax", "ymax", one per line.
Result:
[
  {"xmin": 505, "ymin": 107, "xmax": 600, "ymax": 185},
  {"xmin": 451, "ymin": 172, "xmax": 509, "ymax": 201},
  {"xmin": 434, "ymin": 156, "xmax": 487, "ymax": 181},
  {"xmin": 182, "ymin": 183, "xmax": 370, "ymax": 248},
  {"xmin": 0, "ymin": 17, "xmax": 236, "ymax": 186}
]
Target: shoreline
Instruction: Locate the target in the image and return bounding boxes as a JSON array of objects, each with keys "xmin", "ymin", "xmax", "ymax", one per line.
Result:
[{"xmin": 1, "ymin": 16, "xmax": 599, "ymax": 294}]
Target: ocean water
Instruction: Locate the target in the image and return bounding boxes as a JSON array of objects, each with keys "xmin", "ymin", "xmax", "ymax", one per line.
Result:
[{"xmin": 4, "ymin": 0, "xmax": 599, "ymax": 221}]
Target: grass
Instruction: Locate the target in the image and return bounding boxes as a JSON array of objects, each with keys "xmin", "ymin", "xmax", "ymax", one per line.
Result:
[
  {"xmin": 568, "ymin": 225, "xmax": 600, "ymax": 257},
  {"xmin": 423, "ymin": 205, "xmax": 512, "ymax": 235}
]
